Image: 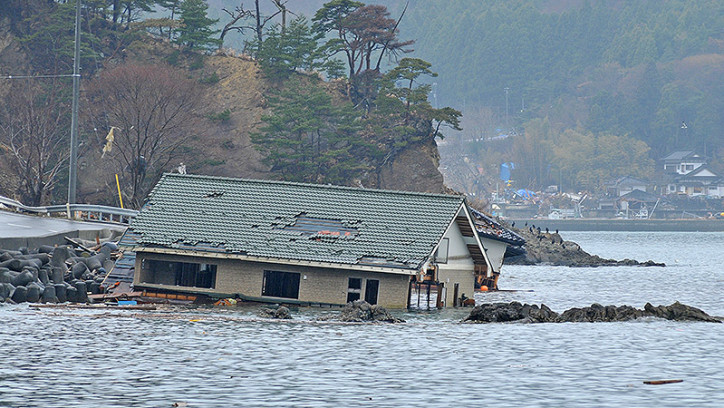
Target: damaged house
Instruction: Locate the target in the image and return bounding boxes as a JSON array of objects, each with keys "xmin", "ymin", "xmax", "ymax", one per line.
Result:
[{"xmin": 122, "ymin": 174, "xmax": 499, "ymax": 308}]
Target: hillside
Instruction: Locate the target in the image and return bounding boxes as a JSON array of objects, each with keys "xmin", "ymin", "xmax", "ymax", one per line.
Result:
[
  {"xmin": 397, "ymin": 0, "xmax": 724, "ymax": 192},
  {"xmin": 0, "ymin": 1, "xmax": 450, "ymax": 207}
]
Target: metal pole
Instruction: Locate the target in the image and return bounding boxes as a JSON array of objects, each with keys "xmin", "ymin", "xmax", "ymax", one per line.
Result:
[
  {"xmin": 504, "ymin": 87, "xmax": 510, "ymax": 127},
  {"xmin": 68, "ymin": 0, "xmax": 81, "ymax": 204}
]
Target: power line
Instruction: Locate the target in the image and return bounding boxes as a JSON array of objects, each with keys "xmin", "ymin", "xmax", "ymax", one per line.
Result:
[{"xmin": 1, "ymin": 74, "xmax": 78, "ymax": 79}]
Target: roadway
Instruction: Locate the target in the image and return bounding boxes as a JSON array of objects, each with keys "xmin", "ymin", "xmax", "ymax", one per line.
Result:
[{"xmin": 0, "ymin": 211, "xmax": 126, "ymax": 248}]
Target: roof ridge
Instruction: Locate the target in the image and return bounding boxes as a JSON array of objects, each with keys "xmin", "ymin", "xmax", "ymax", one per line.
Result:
[{"xmin": 158, "ymin": 172, "xmax": 465, "ymax": 201}]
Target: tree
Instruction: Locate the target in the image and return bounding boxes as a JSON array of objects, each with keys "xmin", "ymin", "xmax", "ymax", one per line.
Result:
[
  {"xmin": 313, "ymin": 1, "xmax": 412, "ymax": 84},
  {"xmin": 87, "ymin": 63, "xmax": 202, "ymax": 208},
  {"xmin": 251, "ymin": 79, "xmax": 373, "ymax": 184},
  {"xmin": 174, "ymin": 0, "xmax": 221, "ymax": 50},
  {"xmin": 371, "ymin": 58, "xmax": 461, "ymax": 155},
  {"xmin": 20, "ymin": 1, "xmax": 101, "ymax": 74},
  {"xmin": 0, "ymin": 81, "xmax": 70, "ymax": 205},
  {"xmin": 551, "ymin": 129, "xmax": 652, "ymax": 191},
  {"xmin": 255, "ymin": 16, "xmax": 343, "ymax": 81},
  {"xmin": 218, "ymin": 4, "xmax": 253, "ymax": 48}
]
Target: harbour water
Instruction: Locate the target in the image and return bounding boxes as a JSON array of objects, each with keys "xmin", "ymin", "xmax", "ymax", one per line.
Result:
[{"xmin": 1, "ymin": 231, "xmax": 723, "ymax": 407}]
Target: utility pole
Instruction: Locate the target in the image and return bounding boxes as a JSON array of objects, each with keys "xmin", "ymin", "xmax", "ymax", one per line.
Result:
[
  {"xmin": 68, "ymin": 0, "xmax": 81, "ymax": 204},
  {"xmin": 504, "ymin": 87, "xmax": 510, "ymax": 128}
]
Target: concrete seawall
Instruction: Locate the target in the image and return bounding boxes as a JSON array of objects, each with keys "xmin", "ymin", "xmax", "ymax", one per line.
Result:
[{"xmin": 509, "ymin": 218, "xmax": 724, "ymax": 232}]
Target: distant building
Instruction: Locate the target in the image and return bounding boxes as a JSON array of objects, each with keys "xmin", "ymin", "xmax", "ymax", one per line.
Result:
[
  {"xmin": 668, "ymin": 166, "xmax": 724, "ymax": 197},
  {"xmin": 121, "ymin": 174, "xmax": 501, "ymax": 308},
  {"xmin": 661, "ymin": 151, "xmax": 706, "ymax": 175},
  {"xmin": 659, "ymin": 151, "xmax": 723, "ymax": 197},
  {"xmin": 605, "ymin": 176, "xmax": 648, "ymax": 197}
]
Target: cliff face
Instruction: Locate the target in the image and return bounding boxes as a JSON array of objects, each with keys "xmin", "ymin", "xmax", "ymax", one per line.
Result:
[{"xmin": 0, "ymin": 35, "xmax": 449, "ymax": 205}]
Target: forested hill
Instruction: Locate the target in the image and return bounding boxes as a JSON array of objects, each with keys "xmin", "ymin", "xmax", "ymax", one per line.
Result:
[
  {"xmin": 205, "ymin": 0, "xmax": 722, "ymax": 191},
  {"xmin": 392, "ymin": 0, "xmax": 723, "ymax": 192}
]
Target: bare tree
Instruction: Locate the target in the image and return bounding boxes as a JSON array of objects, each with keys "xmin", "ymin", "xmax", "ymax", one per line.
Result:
[
  {"xmin": 216, "ymin": 1, "xmax": 291, "ymax": 50},
  {"xmin": 0, "ymin": 81, "xmax": 69, "ymax": 205},
  {"xmin": 87, "ymin": 63, "xmax": 202, "ymax": 208},
  {"xmin": 219, "ymin": 5, "xmax": 254, "ymax": 48}
]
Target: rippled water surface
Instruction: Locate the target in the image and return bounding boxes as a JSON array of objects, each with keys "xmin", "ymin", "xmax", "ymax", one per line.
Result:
[{"xmin": 1, "ymin": 232, "xmax": 723, "ymax": 407}]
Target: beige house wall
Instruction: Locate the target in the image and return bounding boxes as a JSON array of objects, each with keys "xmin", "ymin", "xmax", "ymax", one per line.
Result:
[
  {"xmin": 435, "ymin": 221, "xmax": 476, "ymax": 306},
  {"xmin": 135, "ymin": 251, "xmax": 411, "ymax": 308}
]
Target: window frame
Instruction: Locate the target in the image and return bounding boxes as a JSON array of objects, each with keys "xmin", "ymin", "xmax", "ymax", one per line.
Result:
[{"xmin": 261, "ymin": 270, "xmax": 301, "ymax": 299}]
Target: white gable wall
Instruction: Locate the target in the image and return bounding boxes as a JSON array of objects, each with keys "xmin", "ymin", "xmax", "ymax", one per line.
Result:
[
  {"xmin": 435, "ymin": 217, "xmax": 475, "ymax": 307},
  {"xmin": 479, "ymin": 237, "xmax": 508, "ymax": 274}
]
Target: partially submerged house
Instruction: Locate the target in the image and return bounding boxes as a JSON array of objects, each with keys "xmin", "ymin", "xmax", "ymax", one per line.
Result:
[{"xmin": 121, "ymin": 174, "xmax": 500, "ymax": 308}]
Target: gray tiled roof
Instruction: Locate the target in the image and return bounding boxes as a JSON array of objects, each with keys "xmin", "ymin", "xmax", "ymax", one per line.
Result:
[{"xmin": 127, "ymin": 174, "xmax": 466, "ymax": 270}]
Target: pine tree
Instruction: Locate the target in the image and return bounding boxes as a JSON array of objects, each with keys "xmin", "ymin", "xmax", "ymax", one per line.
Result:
[{"xmin": 174, "ymin": 0, "xmax": 221, "ymax": 50}]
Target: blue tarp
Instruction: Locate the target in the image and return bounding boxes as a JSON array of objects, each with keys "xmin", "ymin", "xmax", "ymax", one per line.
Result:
[
  {"xmin": 500, "ymin": 162, "xmax": 515, "ymax": 181},
  {"xmin": 516, "ymin": 189, "xmax": 537, "ymax": 199}
]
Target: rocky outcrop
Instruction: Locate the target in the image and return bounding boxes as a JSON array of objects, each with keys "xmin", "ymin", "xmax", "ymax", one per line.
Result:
[
  {"xmin": 323, "ymin": 300, "xmax": 405, "ymax": 323},
  {"xmin": 463, "ymin": 301, "xmax": 721, "ymax": 323},
  {"xmin": 643, "ymin": 301, "xmax": 722, "ymax": 323},
  {"xmin": 258, "ymin": 306, "xmax": 292, "ymax": 319},
  {"xmin": 506, "ymin": 227, "xmax": 665, "ymax": 267},
  {"xmin": 462, "ymin": 302, "xmax": 559, "ymax": 323}
]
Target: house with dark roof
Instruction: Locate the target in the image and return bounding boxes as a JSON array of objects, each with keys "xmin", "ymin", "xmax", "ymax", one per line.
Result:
[
  {"xmin": 605, "ymin": 176, "xmax": 649, "ymax": 197},
  {"xmin": 121, "ymin": 174, "xmax": 498, "ymax": 308},
  {"xmin": 668, "ymin": 166, "xmax": 724, "ymax": 197}
]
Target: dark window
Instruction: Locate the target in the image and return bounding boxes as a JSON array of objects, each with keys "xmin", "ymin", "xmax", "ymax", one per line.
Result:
[
  {"xmin": 146, "ymin": 260, "xmax": 216, "ymax": 288},
  {"xmin": 364, "ymin": 279, "xmax": 379, "ymax": 305},
  {"xmin": 347, "ymin": 278, "xmax": 362, "ymax": 302},
  {"xmin": 262, "ymin": 270, "xmax": 300, "ymax": 299}
]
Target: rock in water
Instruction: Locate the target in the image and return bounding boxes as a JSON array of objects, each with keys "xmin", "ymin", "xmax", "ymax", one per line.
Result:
[
  {"xmin": 258, "ymin": 306, "xmax": 292, "ymax": 319},
  {"xmin": 464, "ymin": 302, "xmax": 559, "ymax": 323},
  {"xmin": 338, "ymin": 300, "xmax": 404, "ymax": 323},
  {"xmin": 558, "ymin": 304, "xmax": 646, "ymax": 322},
  {"xmin": 644, "ymin": 301, "xmax": 722, "ymax": 323},
  {"xmin": 464, "ymin": 302, "xmax": 721, "ymax": 323}
]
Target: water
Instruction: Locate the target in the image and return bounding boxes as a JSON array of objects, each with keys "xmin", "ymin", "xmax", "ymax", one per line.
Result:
[{"xmin": 1, "ymin": 232, "xmax": 723, "ymax": 407}]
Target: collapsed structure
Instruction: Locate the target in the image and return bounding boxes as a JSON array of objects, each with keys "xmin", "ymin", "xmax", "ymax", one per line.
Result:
[{"xmin": 121, "ymin": 174, "xmax": 512, "ymax": 308}]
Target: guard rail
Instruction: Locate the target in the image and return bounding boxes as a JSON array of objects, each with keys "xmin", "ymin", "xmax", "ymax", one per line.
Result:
[{"xmin": 0, "ymin": 195, "xmax": 138, "ymax": 224}]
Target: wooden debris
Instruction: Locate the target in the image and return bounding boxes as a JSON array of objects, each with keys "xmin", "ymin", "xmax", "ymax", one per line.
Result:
[{"xmin": 643, "ymin": 379, "xmax": 683, "ymax": 385}]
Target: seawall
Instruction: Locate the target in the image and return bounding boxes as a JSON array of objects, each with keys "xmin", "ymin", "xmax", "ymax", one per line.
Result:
[{"xmin": 508, "ymin": 218, "xmax": 724, "ymax": 232}]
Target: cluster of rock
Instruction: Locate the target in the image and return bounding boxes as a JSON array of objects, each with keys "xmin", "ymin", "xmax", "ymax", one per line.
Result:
[
  {"xmin": 463, "ymin": 301, "xmax": 722, "ymax": 323},
  {"xmin": 319, "ymin": 300, "xmax": 405, "ymax": 323},
  {"xmin": 506, "ymin": 227, "xmax": 665, "ymax": 267},
  {"xmin": 0, "ymin": 244, "xmax": 115, "ymax": 304},
  {"xmin": 258, "ymin": 306, "xmax": 292, "ymax": 319}
]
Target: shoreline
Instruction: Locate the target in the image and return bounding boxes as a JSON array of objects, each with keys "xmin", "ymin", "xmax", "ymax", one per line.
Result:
[{"xmin": 507, "ymin": 218, "xmax": 724, "ymax": 232}]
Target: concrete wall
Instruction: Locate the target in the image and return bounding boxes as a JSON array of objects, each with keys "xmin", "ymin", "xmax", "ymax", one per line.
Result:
[{"xmin": 135, "ymin": 251, "xmax": 411, "ymax": 308}]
